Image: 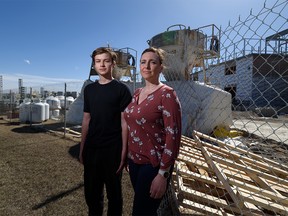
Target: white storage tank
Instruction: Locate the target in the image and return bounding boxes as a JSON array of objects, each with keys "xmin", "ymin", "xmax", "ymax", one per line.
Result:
[
  {"xmin": 66, "ymin": 96, "xmax": 75, "ymax": 109},
  {"xmin": 57, "ymin": 96, "xmax": 65, "ymax": 109},
  {"xmin": 52, "ymin": 109, "xmax": 60, "ymax": 118},
  {"xmin": 59, "ymin": 96, "xmax": 75, "ymax": 109},
  {"xmin": 148, "ymin": 24, "xmax": 205, "ymax": 81},
  {"xmin": 19, "ymin": 101, "xmax": 31, "ymax": 123},
  {"xmin": 46, "ymin": 96, "xmax": 61, "ymax": 118},
  {"xmin": 31, "ymin": 102, "xmax": 45, "ymax": 123},
  {"xmin": 42, "ymin": 100, "xmax": 50, "ymax": 120},
  {"xmin": 57, "ymin": 95, "xmax": 65, "ymax": 100},
  {"xmin": 46, "ymin": 96, "xmax": 61, "ymax": 110}
]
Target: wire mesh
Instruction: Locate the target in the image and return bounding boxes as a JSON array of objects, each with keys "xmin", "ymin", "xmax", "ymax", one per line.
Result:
[
  {"xmin": 158, "ymin": 0, "xmax": 288, "ymax": 215},
  {"xmin": 0, "ymin": 0, "xmax": 287, "ymax": 215}
]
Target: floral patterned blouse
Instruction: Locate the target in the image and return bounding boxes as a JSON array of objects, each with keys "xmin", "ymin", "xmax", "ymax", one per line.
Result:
[{"xmin": 124, "ymin": 84, "xmax": 182, "ymax": 170}]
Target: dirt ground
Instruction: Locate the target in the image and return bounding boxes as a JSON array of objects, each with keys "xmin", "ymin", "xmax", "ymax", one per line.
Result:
[
  {"xmin": 0, "ymin": 118, "xmax": 134, "ymax": 216},
  {"xmin": 1, "ymin": 114, "xmax": 288, "ymax": 216}
]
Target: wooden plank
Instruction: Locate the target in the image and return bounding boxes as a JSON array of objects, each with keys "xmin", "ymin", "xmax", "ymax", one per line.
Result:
[
  {"xmin": 204, "ymin": 154, "xmax": 247, "ymax": 210},
  {"xmin": 210, "ymin": 153, "xmax": 288, "ymax": 189},
  {"xmin": 176, "ymin": 161, "xmax": 224, "ymax": 188},
  {"xmin": 201, "ymin": 139, "xmax": 287, "ymax": 178},
  {"xmin": 47, "ymin": 129, "xmax": 81, "ymax": 138},
  {"xmin": 228, "ymin": 175, "xmax": 288, "ymax": 206},
  {"xmin": 180, "ymin": 157, "xmax": 288, "ymax": 206},
  {"xmin": 186, "ymin": 133, "xmax": 288, "ymax": 191},
  {"xmin": 194, "ymin": 134, "xmax": 249, "ymax": 210},
  {"xmin": 237, "ymin": 187, "xmax": 288, "ymax": 215},
  {"xmin": 62, "ymin": 127, "xmax": 82, "ymax": 135},
  {"xmin": 209, "ymin": 160, "xmax": 288, "ymax": 206},
  {"xmin": 177, "ymin": 154, "xmax": 210, "ymax": 172},
  {"xmin": 175, "ymin": 176, "xmax": 237, "ymax": 214},
  {"xmin": 192, "ymin": 147, "xmax": 288, "ymax": 193},
  {"xmin": 192, "ymin": 131, "xmax": 288, "ymax": 174},
  {"xmin": 179, "ymin": 199, "xmax": 235, "ymax": 216},
  {"xmin": 176, "ymin": 168, "xmax": 223, "ymax": 193},
  {"xmin": 246, "ymin": 170, "xmax": 284, "ymax": 196},
  {"xmin": 196, "ymin": 134, "xmax": 268, "ymax": 214},
  {"xmin": 188, "ymin": 133, "xmax": 287, "ymax": 178},
  {"xmin": 175, "ymin": 165, "xmax": 234, "ymax": 201},
  {"xmin": 179, "ymin": 147, "xmax": 205, "ymax": 162},
  {"xmin": 175, "ymin": 178, "xmax": 262, "ymax": 215},
  {"xmin": 176, "ymin": 161, "xmax": 288, "ymax": 207},
  {"xmin": 175, "ymin": 133, "xmax": 288, "ymax": 215},
  {"xmin": 177, "ymin": 153, "xmax": 255, "ymax": 186}
]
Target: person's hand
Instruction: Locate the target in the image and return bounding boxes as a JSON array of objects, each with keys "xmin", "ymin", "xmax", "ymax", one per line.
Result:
[
  {"xmin": 116, "ymin": 160, "xmax": 127, "ymax": 174},
  {"xmin": 125, "ymin": 162, "xmax": 129, "ymax": 173},
  {"xmin": 149, "ymin": 174, "xmax": 167, "ymax": 199}
]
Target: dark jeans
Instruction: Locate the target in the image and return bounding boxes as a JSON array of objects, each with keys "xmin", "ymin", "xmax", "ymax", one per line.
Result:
[
  {"xmin": 128, "ymin": 159, "xmax": 163, "ymax": 216},
  {"xmin": 83, "ymin": 145, "xmax": 122, "ymax": 216}
]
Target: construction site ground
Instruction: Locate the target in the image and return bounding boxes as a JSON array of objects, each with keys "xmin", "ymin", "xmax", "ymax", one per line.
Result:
[{"xmin": 1, "ymin": 111, "xmax": 288, "ymax": 215}]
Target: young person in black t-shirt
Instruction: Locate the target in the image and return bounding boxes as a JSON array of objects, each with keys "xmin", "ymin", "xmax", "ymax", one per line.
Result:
[{"xmin": 79, "ymin": 47, "xmax": 132, "ymax": 216}]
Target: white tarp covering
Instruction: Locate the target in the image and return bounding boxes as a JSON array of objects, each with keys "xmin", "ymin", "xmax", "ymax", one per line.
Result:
[{"xmin": 66, "ymin": 79, "xmax": 93, "ymax": 124}]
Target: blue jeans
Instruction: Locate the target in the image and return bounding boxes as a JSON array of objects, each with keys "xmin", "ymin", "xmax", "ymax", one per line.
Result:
[{"xmin": 128, "ymin": 159, "xmax": 163, "ymax": 216}]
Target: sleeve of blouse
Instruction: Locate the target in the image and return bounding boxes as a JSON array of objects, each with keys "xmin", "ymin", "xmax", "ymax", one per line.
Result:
[{"xmin": 160, "ymin": 89, "xmax": 182, "ymax": 170}]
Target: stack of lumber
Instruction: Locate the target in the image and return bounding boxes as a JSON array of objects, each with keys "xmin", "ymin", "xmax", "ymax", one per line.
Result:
[{"xmin": 171, "ymin": 131, "xmax": 288, "ymax": 216}]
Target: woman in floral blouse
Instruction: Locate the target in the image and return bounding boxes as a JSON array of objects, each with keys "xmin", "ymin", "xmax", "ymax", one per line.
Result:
[{"xmin": 124, "ymin": 47, "xmax": 182, "ymax": 215}]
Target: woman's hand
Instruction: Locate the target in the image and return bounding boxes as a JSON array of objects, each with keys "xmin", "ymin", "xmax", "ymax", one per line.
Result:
[{"xmin": 149, "ymin": 174, "xmax": 167, "ymax": 199}]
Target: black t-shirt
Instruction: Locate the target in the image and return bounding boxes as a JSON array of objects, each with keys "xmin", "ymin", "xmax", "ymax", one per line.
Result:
[{"xmin": 83, "ymin": 79, "xmax": 132, "ymax": 148}]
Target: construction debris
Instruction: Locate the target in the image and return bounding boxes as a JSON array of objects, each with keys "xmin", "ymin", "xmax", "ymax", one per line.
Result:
[{"xmin": 171, "ymin": 131, "xmax": 288, "ymax": 216}]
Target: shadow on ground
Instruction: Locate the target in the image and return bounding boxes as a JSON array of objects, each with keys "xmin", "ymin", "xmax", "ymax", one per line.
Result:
[
  {"xmin": 11, "ymin": 125, "xmax": 46, "ymax": 133},
  {"xmin": 32, "ymin": 182, "xmax": 84, "ymax": 210},
  {"xmin": 69, "ymin": 142, "xmax": 80, "ymax": 159}
]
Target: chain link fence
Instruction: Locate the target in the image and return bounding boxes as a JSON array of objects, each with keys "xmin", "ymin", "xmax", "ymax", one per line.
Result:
[
  {"xmin": 157, "ymin": 0, "xmax": 288, "ymax": 215},
  {"xmin": 1, "ymin": 0, "xmax": 287, "ymax": 215}
]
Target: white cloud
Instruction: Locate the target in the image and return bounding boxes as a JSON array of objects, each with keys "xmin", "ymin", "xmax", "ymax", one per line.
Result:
[{"xmin": 24, "ymin": 59, "xmax": 31, "ymax": 65}]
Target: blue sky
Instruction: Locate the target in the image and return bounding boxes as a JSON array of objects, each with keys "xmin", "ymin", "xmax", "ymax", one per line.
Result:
[{"xmin": 0, "ymin": 0, "xmax": 266, "ymax": 91}]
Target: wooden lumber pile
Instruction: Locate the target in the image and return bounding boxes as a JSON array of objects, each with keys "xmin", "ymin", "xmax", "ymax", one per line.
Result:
[
  {"xmin": 62, "ymin": 127, "xmax": 82, "ymax": 138},
  {"xmin": 171, "ymin": 131, "xmax": 288, "ymax": 216}
]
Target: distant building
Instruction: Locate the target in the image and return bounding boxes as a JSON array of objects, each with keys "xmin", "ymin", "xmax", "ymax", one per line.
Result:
[
  {"xmin": 43, "ymin": 90, "xmax": 50, "ymax": 98},
  {"xmin": 40, "ymin": 87, "xmax": 44, "ymax": 97},
  {"xmin": 193, "ymin": 53, "xmax": 288, "ymax": 114},
  {"xmin": 66, "ymin": 91, "xmax": 78, "ymax": 98},
  {"xmin": 19, "ymin": 86, "xmax": 27, "ymax": 101},
  {"xmin": 57, "ymin": 91, "xmax": 64, "ymax": 96},
  {"xmin": 18, "ymin": 79, "xmax": 23, "ymax": 94},
  {"xmin": 18, "ymin": 79, "xmax": 26, "ymax": 100}
]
